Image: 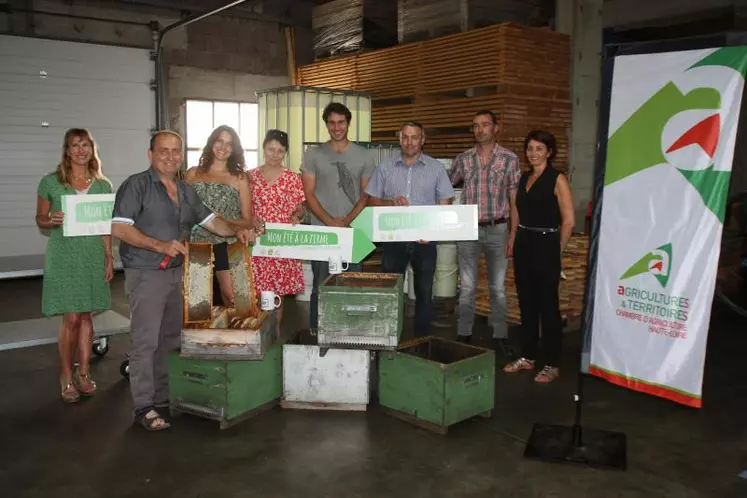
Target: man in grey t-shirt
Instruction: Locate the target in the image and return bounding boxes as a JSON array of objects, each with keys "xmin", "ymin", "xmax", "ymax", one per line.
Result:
[{"xmin": 301, "ymin": 102, "xmax": 376, "ymax": 329}]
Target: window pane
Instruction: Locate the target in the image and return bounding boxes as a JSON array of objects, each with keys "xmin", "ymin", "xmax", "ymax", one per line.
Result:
[
  {"xmin": 244, "ymin": 150, "xmax": 258, "ymax": 170},
  {"xmin": 214, "ymin": 102, "xmax": 239, "ymax": 132},
  {"xmin": 187, "ymin": 150, "xmax": 202, "ymax": 169},
  {"xmin": 240, "ymin": 103, "xmax": 259, "ymax": 150},
  {"xmin": 186, "ymin": 100, "xmax": 213, "ymax": 148}
]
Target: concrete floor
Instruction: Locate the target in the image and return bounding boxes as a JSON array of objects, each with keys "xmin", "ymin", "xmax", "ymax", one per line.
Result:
[{"xmin": 0, "ymin": 273, "xmax": 745, "ymax": 498}]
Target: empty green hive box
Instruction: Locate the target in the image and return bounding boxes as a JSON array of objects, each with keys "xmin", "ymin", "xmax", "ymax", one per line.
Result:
[
  {"xmin": 318, "ymin": 272, "xmax": 404, "ymax": 350},
  {"xmin": 378, "ymin": 337, "xmax": 495, "ymax": 434},
  {"xmin": 168, "ymin": 339, "xmax": 283, "ymax": 429}
]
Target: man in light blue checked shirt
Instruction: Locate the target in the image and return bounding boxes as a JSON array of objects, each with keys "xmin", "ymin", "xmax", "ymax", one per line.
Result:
[{"xmin": 366, "ymin": 121, "xmax": 454, "ymax": 337}]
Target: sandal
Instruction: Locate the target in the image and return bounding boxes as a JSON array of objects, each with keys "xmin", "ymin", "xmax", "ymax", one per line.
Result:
[
  {"xmin": 534, "ymin": 366, "xmax": 560, "ymax": 383},
  {"xmin": 503, "ymin": 358, "xmax": 535, "ymax": 373},
  {"xmin": 60, "ymin": 379, "xmax": 80, "ymax": 403},
  {"xmin": 134, "ymin": 408, "xmax": 171, "ymax": 431},
  {"xmin": 154, "ymin": 402, "xmax": 171, "ymax": 423},
  {"xmin": 73, "ymin": 366, "xmax": 97, "ymax": 396}
]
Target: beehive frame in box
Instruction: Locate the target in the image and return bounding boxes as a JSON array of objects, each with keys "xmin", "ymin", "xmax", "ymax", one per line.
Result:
[{"xmin": 181, "ymin": 241, "xmax": 277, "ymax": 360}]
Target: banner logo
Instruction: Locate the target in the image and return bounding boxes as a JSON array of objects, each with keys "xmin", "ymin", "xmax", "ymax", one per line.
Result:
[
  {"xmin": 606, "ymin": 47, "xmax": 747, "ymax": 222},
  {"xmin": 620, "ymin": 243, "xmax": 673, "ymax": 288}
]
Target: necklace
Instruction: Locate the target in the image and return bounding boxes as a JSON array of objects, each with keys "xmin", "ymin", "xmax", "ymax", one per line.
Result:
[{"xmin": 72, "ymin": 172, "xmax": 92, "ymax": 184}]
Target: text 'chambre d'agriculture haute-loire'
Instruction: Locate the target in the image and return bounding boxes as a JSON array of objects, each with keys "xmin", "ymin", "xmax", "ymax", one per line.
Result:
[{"xmin": 615, "ymin": 285, "xmax": 689, "ymax": 339}]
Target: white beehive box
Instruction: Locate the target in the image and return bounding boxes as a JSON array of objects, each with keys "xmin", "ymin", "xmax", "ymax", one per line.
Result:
[{"xmin": 282, "ymin": 332, "xmax": 370, "ymax": 411}]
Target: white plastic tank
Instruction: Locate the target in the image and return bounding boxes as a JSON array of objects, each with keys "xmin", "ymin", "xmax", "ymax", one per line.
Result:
[{"xmin": 256, "ymin": 86, "xmax": 372, "ymax": 172}]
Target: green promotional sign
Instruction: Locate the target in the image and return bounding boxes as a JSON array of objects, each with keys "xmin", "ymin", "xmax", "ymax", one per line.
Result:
[
  {"xmin": 253, "ymin": 223, "xmax": 375, "ymax": 263},
  {"xmin": 351, "ymin": 205, "xmax": 478, "ymax": 242}
]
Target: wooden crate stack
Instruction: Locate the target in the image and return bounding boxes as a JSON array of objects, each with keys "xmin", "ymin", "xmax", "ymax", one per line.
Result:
[
  {"xmin": 474, "ymin": 234, "xmax": 589, "ymax": 323},
  {"xmin": 297, "ymin": 22, "xmax": 571, "ymax": 169}
]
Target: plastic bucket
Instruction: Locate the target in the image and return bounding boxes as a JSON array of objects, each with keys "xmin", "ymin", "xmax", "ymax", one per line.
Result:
[
  {"xmin": 296, "ymin": 262, "xmax": 313, "ymax": 301},
  {"xmin": 433, "ymin": 243, "xmax": 458, "ymax": 298},
  {"xmin": 405, "ymin": 244, "xmax": 458, "ymax": 301}
]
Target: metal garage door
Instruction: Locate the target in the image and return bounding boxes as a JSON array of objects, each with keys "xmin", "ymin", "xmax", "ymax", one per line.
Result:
[{"xmin": 0, "ymin": 35, "xmax": 154, "ymax": 278}]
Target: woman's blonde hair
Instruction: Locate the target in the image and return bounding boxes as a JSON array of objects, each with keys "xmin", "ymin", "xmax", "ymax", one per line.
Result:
[{"xmin": 56, "ymin": 128, "xmax": 106, "ymax": 185}]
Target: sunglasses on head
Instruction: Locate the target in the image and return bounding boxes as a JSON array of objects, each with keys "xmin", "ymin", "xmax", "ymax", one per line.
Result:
[{"xmin": 267, "ymin": 130, "xmax": 288, "ymax": 140}]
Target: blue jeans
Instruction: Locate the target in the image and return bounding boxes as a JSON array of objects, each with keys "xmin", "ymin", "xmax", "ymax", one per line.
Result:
[
  {"xmin": 456, "ymin": 223, "xmax": 509, "ymax": 338},
  {"xmin": 382, "ymin": 241, "xmax": 437, "ymax": 337},
  {"xmin": 309, "ymin": 260, "xmax": 364, "ymax": 329}
]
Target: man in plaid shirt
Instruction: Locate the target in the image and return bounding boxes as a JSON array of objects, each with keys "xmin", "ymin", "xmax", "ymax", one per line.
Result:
[{"xmin": 449, "ymin": 110, "xmax": 520, "ymax": 356}]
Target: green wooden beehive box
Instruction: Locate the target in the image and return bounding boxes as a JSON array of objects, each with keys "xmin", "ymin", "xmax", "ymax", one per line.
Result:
[
  {"xmin": 318, "ymin": 272, "xmax": 404, "ymax": 350},
  {"xmin": 378, "ymin": 337, "xmax": 495, "ymax": 434},
  {"xmin": 168, "ymin": 338, "xmax": 284, "ymax": 430}
]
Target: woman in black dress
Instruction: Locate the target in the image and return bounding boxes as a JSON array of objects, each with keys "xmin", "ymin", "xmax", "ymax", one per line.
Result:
[{"xmin": 504, "ymin": 130, "xmax": 575, "ymax": 383}]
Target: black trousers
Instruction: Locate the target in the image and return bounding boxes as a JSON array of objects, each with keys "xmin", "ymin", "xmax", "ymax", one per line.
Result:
[
  {"xmin": 514, "ymin": 229, "xmax": 562, "ymax": 366},
  {"xmin": 382, "ymin": 241, "xmax": 437, "ymax": 337}
]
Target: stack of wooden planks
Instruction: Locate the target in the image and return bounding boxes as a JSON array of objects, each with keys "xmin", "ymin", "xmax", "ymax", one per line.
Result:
[
  {"xmin": 474, "ymin": 234, "xmax": 589, "ymax": 323},
  {"xmin": 297, "ymin": 22, "xmax": 571, "ymax": 169}
]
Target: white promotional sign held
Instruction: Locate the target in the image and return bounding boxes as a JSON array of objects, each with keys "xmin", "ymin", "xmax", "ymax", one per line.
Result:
[{"xmin": 61, "ymin": 194, "xmax": 115, "ymax": 237}]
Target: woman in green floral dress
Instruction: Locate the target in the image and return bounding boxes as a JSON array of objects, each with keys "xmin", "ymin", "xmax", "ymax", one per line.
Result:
[
  {"xmin": 186, "ymin": 125, "xmax": 254, "ymax": 306},
  {"xmin": 35, "ymin": 128, "xmax": 114, "ymax": 403}
]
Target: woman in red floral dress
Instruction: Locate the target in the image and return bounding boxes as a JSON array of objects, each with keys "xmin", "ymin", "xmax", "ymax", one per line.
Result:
[{"xmin": 250, "ymin": 129, "xmax": 305, "ymax": 325}]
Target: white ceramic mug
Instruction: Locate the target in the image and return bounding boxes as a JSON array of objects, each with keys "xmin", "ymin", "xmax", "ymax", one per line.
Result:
[
  {"xmin": 260, "ymin": 290, "xmax": 282, "ymax": 311},
  {"xmin": 328, "ymin": 255, "xmax": 349, "ymax": 275}
]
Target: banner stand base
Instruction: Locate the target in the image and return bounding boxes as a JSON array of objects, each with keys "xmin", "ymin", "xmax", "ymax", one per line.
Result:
[{"xmin": 524, "ymin": 423, "xmax": 627, "ymax": 470}]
